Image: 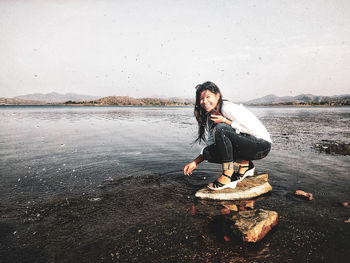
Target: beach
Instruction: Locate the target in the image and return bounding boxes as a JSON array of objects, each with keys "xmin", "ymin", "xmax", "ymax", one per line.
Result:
[{"xmin": 1, "ymin": 106, "xmax": 350, "ymax": 262}]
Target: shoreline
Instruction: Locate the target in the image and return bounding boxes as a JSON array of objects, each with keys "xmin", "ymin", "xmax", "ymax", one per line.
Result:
[
  {"xmin": 1, "ymin": 103, "xmax": 350, "ymax": 108},
  {"xmin": 1, "ymin": 173, "xmax": 349, "ymax": 262}
]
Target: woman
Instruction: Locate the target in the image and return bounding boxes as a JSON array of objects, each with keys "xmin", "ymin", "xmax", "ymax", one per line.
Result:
[{"xmin": 183, "ymin": 81, "xmax": 272, "ymax": 190}]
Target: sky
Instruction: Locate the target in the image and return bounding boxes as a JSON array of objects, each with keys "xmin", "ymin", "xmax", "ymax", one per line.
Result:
[{"xmin": 0, "ymin": 0, "xmax": 349, "ymax": 101}]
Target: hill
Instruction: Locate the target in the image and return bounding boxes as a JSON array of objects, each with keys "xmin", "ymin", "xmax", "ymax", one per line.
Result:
[
  {"xmin": 14, "ymin": 92, "xmax": 101, "ymax": 103},
  {"xmin": 65, "ymin": 96, "xmax": 194, "ymax": 106},
  {"xmin": 246, "ymin": 94, "xmax": 350, "ymax": 106},
  {"xmin": 0, "ymin": 97, "xmax": 44, "ymax": 105}
]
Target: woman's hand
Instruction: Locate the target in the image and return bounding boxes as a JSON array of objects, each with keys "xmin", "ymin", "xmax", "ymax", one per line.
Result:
[
  {"xmin": 210, "ymin": 114, "xmax": 226, "ymax": 124},
  {"xmin": 184, "ymin": 161, "xmax": 197, "ymax": 176}
]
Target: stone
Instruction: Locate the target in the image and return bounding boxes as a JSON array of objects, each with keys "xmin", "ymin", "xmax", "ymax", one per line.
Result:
[
  {"xmin": 228, "ymin": 209, "xmax": 278, "ymax": 242},
  {"xmin": 294, "ymin": 190, "xmax": 313, "ymax": 200},
  {"xmin": 186, "ymin": 205, "xmax": 198, "ymax": 215},
  {"xmin": 195, "ymin": 173, "xmax": 272, "ymax": 201},
  {"xmin": 220, "ymin": 208, "xmax": 231, "ymax": 215},
  {"xmin": 222, "ymin": 204, "xmax": 239, "ymax": 212},
  {"xmin": 340, "ymin": 202, "xmax": 348, "ymax": 207},
  {"xmin": 223, "ymin": 235, "xmax": 231, "ymax": 242},
  {"xmin": 314, "ymin": 140, "xmax": 350, "ymax": 155}
]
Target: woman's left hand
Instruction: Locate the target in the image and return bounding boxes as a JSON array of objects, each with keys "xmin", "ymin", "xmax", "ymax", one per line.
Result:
[{"xmin": 210, "ymin": 114, "xmax": 225, "ymax": 124}]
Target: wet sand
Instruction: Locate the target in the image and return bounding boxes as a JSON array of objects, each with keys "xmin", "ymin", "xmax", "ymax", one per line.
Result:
[{"xmin": 1, "ymin": 174, "xmax": 349, "ymax": 263}]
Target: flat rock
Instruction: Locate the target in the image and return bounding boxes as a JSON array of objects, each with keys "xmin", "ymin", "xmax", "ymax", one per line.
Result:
[
  {"xmin": 228, "ymin": 209, "xmax": 278, "ymax": 242},
  {"xmin": 294, "ymin": 190, "xmax": 313, "ymax": 200},
  {"xmin": 195, "ymin": 173, "xmax": 272, "ymax": 201}
]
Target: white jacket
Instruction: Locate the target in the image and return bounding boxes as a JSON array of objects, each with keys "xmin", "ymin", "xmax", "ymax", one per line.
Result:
[
  {"xmin": 202, "ymin": 101, "xmax": 272, "ymax": 154},
  {"xmin": 221, "ymin": 101, "xmax": 272, "ymax": 143}
]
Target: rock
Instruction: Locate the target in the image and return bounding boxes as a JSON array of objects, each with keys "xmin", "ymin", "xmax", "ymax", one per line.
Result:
[
  {"xmin": 88, "ymin": 197, "xmax": 102, "ymax": 202},
  {"xmin": 220, "ymin": 208, "xmax": 231, "ymax": 215},
  {"xmin": 222, "ymin": 204, "xmax": 239, "ymax": 212},
  {"xmin": 186, "ymin": 205, "xmax": 198, "ymax": 215},
  {"xmin": 228, "ymin": 209, "xmax": 278, "ymax": 242},
  {"xmin": 223, "ymin": 235, "xmax": 231, "ymax": 242},
  {"xmin": 195, "ymin": 173, "xmax": 272, "ymax": 201},
  {"xmin": 314, "ymin": 140, "xmax": 350, "ymax": 155},
  {"xmin": 238, "ymin": 200, "xmax": 255, "ymax": 211},
  {"xmin": 294, "ymin": 190, "xmax": 313, "ymax": 200}
]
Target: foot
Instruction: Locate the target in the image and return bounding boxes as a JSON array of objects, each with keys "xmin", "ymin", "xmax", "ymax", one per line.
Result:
[
  {"xmin": 232, "ymin": 161, "xmax": 255, "ymax": 182},
  {"xmin": 207, "ymin": 171, "xmax": 237, "ymax": 190}
]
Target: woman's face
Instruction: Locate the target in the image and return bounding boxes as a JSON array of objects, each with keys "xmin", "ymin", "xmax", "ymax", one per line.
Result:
[{"xmin": 200, "ymin": 90, "xmax": 220, "ymax": 112}]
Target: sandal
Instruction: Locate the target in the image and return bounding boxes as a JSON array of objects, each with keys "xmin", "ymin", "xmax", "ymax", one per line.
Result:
[
  {"xmin": 231, "ymin": 161, "xmax": 255, "ymax": 182},
  {"xmin": 207, "ymin": 173, "xmax": 238, "ymax": 191}
]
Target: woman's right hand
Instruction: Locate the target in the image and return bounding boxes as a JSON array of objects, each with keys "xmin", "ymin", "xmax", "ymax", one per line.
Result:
[{"xmin": 184, "ymin": 161, "xmax": 197, "ymax": 176}]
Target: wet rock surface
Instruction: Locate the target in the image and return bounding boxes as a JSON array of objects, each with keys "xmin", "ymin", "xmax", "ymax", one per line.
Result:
[
  {"xmin": 314, "ymin": 140, "xmax": 350, "ymax": 155},
  {"xmin": 195, "ymin": 173, "xmax": 272, "ymax": 200},
  {"xmin": 295, "ymin": 190, "xmax": 313, "ymax": 201},
  {"xmin": 228, "ymin": 209, "xmax": 278, "ymax": 242}
]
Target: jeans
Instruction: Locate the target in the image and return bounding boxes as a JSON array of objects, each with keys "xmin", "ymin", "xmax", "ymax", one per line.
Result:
[{"xmin": 202, "ymin": 123, "xmax": 271, "ymax": 163}]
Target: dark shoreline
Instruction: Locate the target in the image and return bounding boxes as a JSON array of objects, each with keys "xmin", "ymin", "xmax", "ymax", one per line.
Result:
[{"xmin": 1, "ymin": 173, "xmax": 350, "ymax": 263}]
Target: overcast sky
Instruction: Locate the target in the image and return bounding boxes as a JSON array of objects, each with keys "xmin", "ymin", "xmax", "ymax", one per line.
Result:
[{"xmin": 1, "ymin": 0, "xmax": 349, "ymax": 101}]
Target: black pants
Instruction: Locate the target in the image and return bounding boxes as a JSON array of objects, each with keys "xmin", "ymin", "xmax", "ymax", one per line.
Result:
[{"xmin": 202, "ymin": 123, "xmax": 271, "ymax": 163}]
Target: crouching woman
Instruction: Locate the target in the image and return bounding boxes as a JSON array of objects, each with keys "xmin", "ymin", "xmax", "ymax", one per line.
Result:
[{"xmin": 183, "ymin": 81, "xmax": 272, "ymax": 190}]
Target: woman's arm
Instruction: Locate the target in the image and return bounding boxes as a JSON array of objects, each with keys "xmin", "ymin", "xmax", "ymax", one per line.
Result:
[
  {"xmin": 210, "ymin": 114, "xmax": 232, "ymax": 126},
  {"xmin": 184, "ymin": 154, "xmax": 204, "ymax": 176}
]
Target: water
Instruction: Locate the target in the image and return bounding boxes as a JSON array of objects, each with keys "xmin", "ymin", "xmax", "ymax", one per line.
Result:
[
  {"xmin": 1, "ymin": 106, "xmax": 350, "ymax": 262},
  {"xmin": 0, "ymin": 106, "xmax": 199, "ymax": 203}
]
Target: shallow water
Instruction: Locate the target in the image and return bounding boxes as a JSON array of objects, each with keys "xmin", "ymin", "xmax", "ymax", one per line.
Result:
[{"xmin": 1, "ymin": 105, "xmax": 350, "ymax": 262}]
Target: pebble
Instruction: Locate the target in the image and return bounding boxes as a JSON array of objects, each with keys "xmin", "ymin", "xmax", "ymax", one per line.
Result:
[
  {"xmin": 220, "ymin": 208, "xmax": 231, "ymax": 215},
  {"xmin": 187, "ymin": 205, "xmax": 197, "ymax": 215},
  {"xmin": 223, "ymin": 236, "xmax": 231, "ymax": 242},
  {"xmin": 88, "ymin": 197, "xmax": 102, "ymax": 202},
  {"xmin": 295, "ymin": 190, "xmax": 313, "ymax": 200}
]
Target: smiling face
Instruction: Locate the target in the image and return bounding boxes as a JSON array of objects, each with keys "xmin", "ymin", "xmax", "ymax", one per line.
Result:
[{"xmin": 200, "ymin": 90, "xmax": 221, "ymax": 112}]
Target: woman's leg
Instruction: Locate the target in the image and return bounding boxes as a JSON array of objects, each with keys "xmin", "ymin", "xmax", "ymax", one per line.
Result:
[
  {"xmin": 204, "ymin": 123, "xmax": 271, "ymax": 189},
  {"xmin": 205, "ymin": 123, "xmax": 235, "ymax": 189},
  {"xmin": 213, "ymin": 123, "xmax": 271, "ymax": 162},
  {"xmin": 213, "ymin": 123, "xmax": 271, "ymax": 182}
]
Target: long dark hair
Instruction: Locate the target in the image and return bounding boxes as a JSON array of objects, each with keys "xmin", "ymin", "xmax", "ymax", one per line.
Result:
[{"xmin": 194, "ymin": 81, "xmax": 223, "ymax": 144}]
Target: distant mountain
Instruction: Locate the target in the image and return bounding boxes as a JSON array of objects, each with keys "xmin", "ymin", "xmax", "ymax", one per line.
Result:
[
  {"xmin": 0, "ymin": 97, "xmax": 44, "ymax": 105},
  {"xmin": 14, "ymin": 92, "xmax": 101, "ymax": 103},
  {"xmin": 246, "ymin": 94, "xmax": 350, "ymax": 106},
  {"xmin": 168, "ymin": 97, "xmax": 195, "ymax": 104},
  {"xmin": 91, "ymin": 96, "xmax": 193, "ymax": 106}
]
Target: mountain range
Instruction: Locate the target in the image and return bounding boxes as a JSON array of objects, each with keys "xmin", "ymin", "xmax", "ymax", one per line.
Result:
[
  {"xmin": 245, "ymin": 94, "xmax": 350, "ymax": 105},
  {"xmin": 14, "ymin": 92, "xmax": 101, "ymax": 103},
  {"xmin": 1, "ymin": 92, "xmax": 350, "ymax": 106}
]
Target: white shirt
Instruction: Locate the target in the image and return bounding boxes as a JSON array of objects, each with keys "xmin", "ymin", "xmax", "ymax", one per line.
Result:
[
  {"xmin": 221, "ymin": 101, "xmax": 272, "ymax": 143},
  {"xmin": 201, "ymin": 101, "xmax": 272, "ymax": 154}
]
